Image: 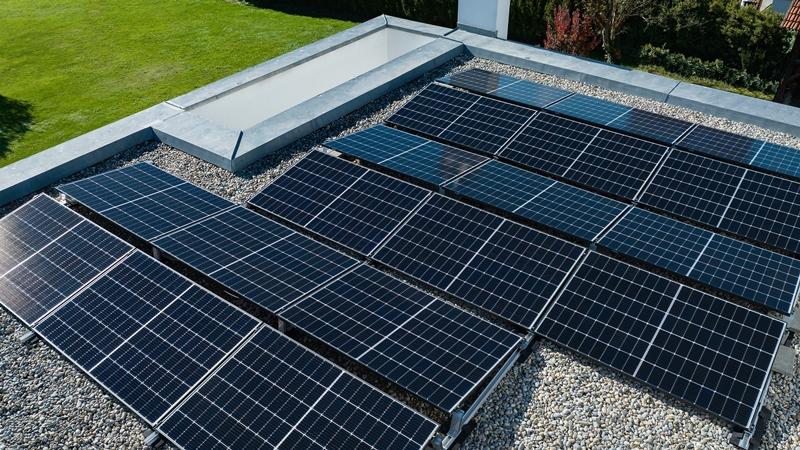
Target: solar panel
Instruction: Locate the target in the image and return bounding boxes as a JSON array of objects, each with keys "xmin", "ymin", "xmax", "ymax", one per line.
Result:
[
  {"xmin": 282, "ymin": 264, "xmax": 521, "ymax": 413},
  {"xmin": 545, "ymin": 93, "xmax": 632, "ymax": 126},
  {"xmin": 677, "ymin": 125, "xmax": 765, "ymax": 165},
  {"xmin": 324, "ymin": 125, "xmax": 488, "ymax": 186},
  {"xmin": 373, "ymin": 194, "xmax": 585, "ymax": 329},
  {"xmin": 639, "ymin": 150, "xmax": 747, "ymax": 225},
  {"xmin": 719, "ymin": 170, "xmax": 800, "ymax": 256},
  {"xmin": 443, "ymin": 160, "xmax": 628, "ymax": 242},
  {"xmin": 158, "ymin": 326, "xmax": 439, "ymax": 450},
  {"xmin": 606, "ymin": 109, "xmax": 694, "ymax": 145},
  {"xmin": 152, "ymin": 207, "xmax": 359, "ymax": 313},
  {"xmin": 0, "ymin": 195, "xmax": 131, "ymax": 326},
  {"xmin": 58, "ymin": 162, "xmax": 235, "ymax": 240},
  {"xmin": 500, "ymin": 113, "xmax": 668, "ymax": 199},
  {"xmin": 750, "ymin": 141, "xmax": 800, "ymax": 181},
  {"xmin": 35, "ymin": 251, "xmax": 260, "ymax": 425},
  {"xmin": 386, "ymin": 83, "xmax": 536, "ymax": 155},
  {"xmin": 598, "ymin": 208, "xmax": 800, "ymax": 313},
  {"xmin": 249, "ymin": 151, "xmax": 429, "ymax": 255},
  {"xmin": 537, "ymin": 252, "xmax": 785, "ymax": 429},
  {"xmin": 438, "ymin": 68, "xmax": 572, "ymax": 109}
]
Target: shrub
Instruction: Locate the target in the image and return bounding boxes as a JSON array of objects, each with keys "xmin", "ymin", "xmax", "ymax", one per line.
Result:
[{"xmin": 544, "ymin": 5, "xmax": 599, "ymax": 57}]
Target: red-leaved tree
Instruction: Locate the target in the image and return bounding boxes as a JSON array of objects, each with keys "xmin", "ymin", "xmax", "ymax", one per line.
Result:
[{"xmin": 544, "ymin": 5, "xmax": 599, "ymax": 58}]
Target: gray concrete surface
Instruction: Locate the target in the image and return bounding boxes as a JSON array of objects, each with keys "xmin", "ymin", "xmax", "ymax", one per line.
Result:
[{"xmin": 773, "ymin": 345, "xmax": 797, "ymax": 377}]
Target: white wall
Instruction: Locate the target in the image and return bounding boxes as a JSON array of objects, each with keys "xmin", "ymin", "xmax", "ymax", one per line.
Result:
[{"xmin": 457, "ymin": 0, "xmax": 511, "ymax": 39}]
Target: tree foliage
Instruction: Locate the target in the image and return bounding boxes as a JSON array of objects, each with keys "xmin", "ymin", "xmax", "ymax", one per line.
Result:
[
  {"xmin": 579, "ymin": 0, "xmax": 657, "ymax": 62},
  {"xmin": 544, "ymin": 5, "xmax": 599, "ymax": 57}
]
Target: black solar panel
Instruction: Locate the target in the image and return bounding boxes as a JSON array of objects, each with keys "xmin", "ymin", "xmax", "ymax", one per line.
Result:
[
  {"xmin": 152, "ymin": 207, "xmax": 359, "ymax": 313},
  {"xmin": 249, "ymin": 151, "xmax": 429, "ymax": 255},
  {"xmin": 443, "ymin": 160, "xmax": 628, "ymax": 242},
  {"xmin": 35, "ymin": 251, "xmax": 259, "ymax": 425},
  {"xmin": 58, "ymin": 162, "xmax": 235, "ymax": 240},
  {"xmin": 438, "ymin": 68, "xmax": 572, "ymax": 109},
  {"xmin": 0, "ymin": 195, "xmax": 131, "ymax": 326},
  {"xmin": 158, "ymin": 326, "xmax": 439, "ymax": 450},
  {"xmin": 373, "ymin": 195, "xmax": 585, "ymax": 329},
  {"xmin": 598, "ymin": 208, "xmax": 800, "ymax": 313},
  {"xmin": 606, "ymin": 109, "xmax": 694, "ymax": 144},
  {"xmin": 500, "ymin": 113, "xmax": 668, "ymax": 199},
  {"xmin": 537, "ymin": 252, "xmax": 785, "ymax": 429},
  {"xmin": 545, "ymin": 93, "xmax": 632, "ymax": 126},
  {"xmin": 677, "ymin": 125, "xmax": 765, "ymax": 165},
  {"xmin": 324, "ymin": 125, "xmax": 488, "ymax": 186},
  {"xmin": 719, "ymin": 170, "xmax": 800, "ymax": 255},
  {"xmin": 751, "ymin": 141, "xmax": 800, "ymax": 181},
  {"xmin": 639, "ymin": 150, "xmax": 747, "ymax": 225},
  {"xmin": 282, "ymin": 264, "xmax": 521, "ymax": 412},
  {"xmin": 386, "ymin": 83, "xmax": 536, "ymax": 155}
]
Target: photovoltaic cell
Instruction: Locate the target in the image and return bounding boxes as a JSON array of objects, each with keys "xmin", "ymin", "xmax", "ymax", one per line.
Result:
[
  {"xmin": 249, "ymin": 151, "xmax": 429, "ymax": 255},
  {"xmin": 152, "ymin": 207, "xmax": 359, "ymax": 313},
  {"xmin": 438, "ymin": 68, "xmax": 572, "ymax": 109},
  {"xmin": 0, "ymin": 195, "xmax": 131, "ymax": 325},
  {"xmin": 677, "ymin": 125, "xmax": 765, "ymax": 165},
  {"xmin": 373, "ymin": 195, "xmax": 584, "ymax": 329},
  {"xmin": 545, "ymin": 93, "xmax": 632, "ymax": 126},
  {"xmin": 639, "ymin": 150, "xmax": 747, "ymax": 225},
  {"xmin": 35, "ymin": 251, "xmax": 259, "ymax": 425},
  {"xmin": 386, "ymin": 83, "xmax": 536, "ymax": 155},
  {"xmin": 598, "ymin": 208, "xmax": 800, "ymax": 313},
  {"xmin": 282, "ymin": 264, "xmax": 521, "ymax": 412},
  {"xmin": 537, "ymin": 252, "xmax": 784, "ymax": 429},
  {"xmin": 500, "ymin": 113, "xmax": 667, "ymax": 199},
  {"xmin": 158, "ymin": 326, "xmax": 439, "ymax": 450},
  {"xmin": 324, "ymin": 125, "xmax": 488, "ymax": 186},
  {"xmin": 750, "ymin": 141, "xmax": 800, "ymax": 181},
  {"xmin": 443, "ymin": 160, "xmax": 628, "ymax": 242},
  {"xmin": 58, "ymin": 162, "xmax": 234, "ymax": 240}
]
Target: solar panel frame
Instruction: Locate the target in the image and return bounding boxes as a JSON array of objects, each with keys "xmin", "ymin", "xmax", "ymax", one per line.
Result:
[
  {"xmin": 152, "ymin": 206, "xmax": 360, "ymax": 314},
  {"xmin": 437, "ymin": 68, "xmax": 573, "ymax": 109},
  {"xmin": 0, "ymin": 195, "xmax": 133, "ymax": 326},
  {"xmin": 33, "ymin": 250, "xmax": 261, "ymax": 426},
  {"xmin": 248, "ymin": 151, "xmax": 430, "ymax": 256},
  {"xmin": 537, "ymin": 252, "xmax": 785, "ymax": 429},
  {"xmin": 324, "ymin": 125, "xmax": 489, "ymax": 187},
  {"xmin": 58, "ymin": 162, "xmax": 235, "ymax": 241},
  {"xmin": 281, "ymin": 264, "xmax": 522, "ymax": 413},
  {"xmin": 158, "ymin": 325, "xmax": 440, "ymax": 450}
]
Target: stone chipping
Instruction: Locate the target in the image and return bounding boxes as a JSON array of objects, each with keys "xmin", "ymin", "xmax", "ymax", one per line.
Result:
[{"xmin": 1, "ymin": 55, "xmax": 799, "ymax": 449}]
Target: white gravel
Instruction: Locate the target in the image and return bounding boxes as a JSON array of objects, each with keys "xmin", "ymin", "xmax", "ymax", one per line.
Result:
[{"xmin": 1, "ymin": 55, "xmax": 799, "ymax": 449}]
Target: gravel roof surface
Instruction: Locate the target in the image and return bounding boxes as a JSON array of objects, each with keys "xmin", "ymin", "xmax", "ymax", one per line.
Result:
[{"xmin": 1, "ymin": 55, "xmax": 799, "ymax": 450}]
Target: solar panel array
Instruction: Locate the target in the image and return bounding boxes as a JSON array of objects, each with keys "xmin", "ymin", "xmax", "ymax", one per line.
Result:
[
  {"xmin": 386, "ymin": 83, "xmax": 536, "ymax": 155},
  {"xmin": 0, "ymin": 196, "xmax": 440, "ymax": 450},
  {"xmin": 437, "ymin": 68, "xmax": 572, "ymax": 109},
  {"xmin": 59, "ymin": 162, "xmax": 235, "ymax": 240},
  {"xmin": 498, "ymin": 112, "xmax": 668, "ymax": 199},
  {"xmin": 159, "ymin": 326, "xmax": 439, "ymax": 450},
  {"xmin": 537, "ymin": 252, "xmax": 784, "ymax": 429},
  {"xmin": 598, "ymin": 208, "xmax": 800, "ymax": 314},
  {"xmin": 0, "ymin": 195, "xmax": 131, "ymax": 326},
  {"xmin": 640, "ymin": 150, "xmax": 800, "ymax": 256},
  {"xmin": 373, "ymin": 194, "xmax": 585, "ymax": 329},
  {"xmin": 249, "ymin": 151, "xmax": 430, "ymax": 255},
  {"xmin": 324, "ymin": 124, "xmax": 488, "ymax": 187}
]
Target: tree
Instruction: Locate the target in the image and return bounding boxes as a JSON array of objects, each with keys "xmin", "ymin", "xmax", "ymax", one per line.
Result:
[
  {"xmin": 580, "ymin": 0, "xmax": 658, "ymax": 62},
  {"xmin": 544, "ymin": 5, "xmax": 600, "ymax": 57}
]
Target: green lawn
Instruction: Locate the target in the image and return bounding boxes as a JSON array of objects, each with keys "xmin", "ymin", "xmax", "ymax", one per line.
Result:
[{"xmin": 0, "ymin": 0, "xmax": 357, "ymax": 168}]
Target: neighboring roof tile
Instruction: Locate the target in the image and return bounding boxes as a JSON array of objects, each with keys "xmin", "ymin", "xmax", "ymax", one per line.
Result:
[{"xmin": 782, "ymin": 0, "xmax": 800, "ymax": 30}]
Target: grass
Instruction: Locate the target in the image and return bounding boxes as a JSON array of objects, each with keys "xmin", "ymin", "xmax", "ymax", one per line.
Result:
[
  {"xmin": 0, "ymin": 0, "xmax": 358, "ymax": 168},
  {"xmin": 629, "ymin": 64, "xmax": 774, "ymax": 101}
]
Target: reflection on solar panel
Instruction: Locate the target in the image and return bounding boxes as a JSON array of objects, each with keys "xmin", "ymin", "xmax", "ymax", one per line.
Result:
[
  {"xmin": 598, "ymin": 208, "xmax": 800, "ymax": 314},
  {"xmin": 324, "ymin": 125, "xmax": 488, "ymax": 186},
  {"xmin": 282, "ymin": 264, "xmax": 521, "ymax": 412},
  {"xmin": 677, "ymin": 125, "xmax": 765, "ymax": 165},
  {"xmin": 58, "ymin": 162, "xmax": 234, "ymax": 240},
  {"xmin": 386, "ymin": 83, "xmax": 536, "ymax": 154},
  {"xmin": 35, "ymin": 251, "xmax": 259, "ymax": 425},
  {"xmin": 152, "ymin": 207, "xmax": 359, "ymax": 313},
  {"xmin": 537, "ymin": 252, "xmax": 784, "ymax": 429},
  {"xmin": 373, "ymin": 195, "xmax": 584, "ymax": 329},
  {"xmin": 159, "ymin": 326, "xmax": 439, "ymax": 450},
  {"xmin": 438, "ymin": 68, "xmax": 572, "ymax": 109},
  {"xmin": 639, "ymin": 150, "xmax": 747, "ymax": 225},
  {"xmin": 0, "ymin": 195, "xmax": 131, "ymax": 326},
  {"xmin": 751, "ymin": 141, "xmax": 800, "ymax": 181},
  {"xmin": 546, "ymin": 94, "xmax": 693, "ymax": 144},
  {"xmin": 249, "ymin": 151, "xmax": 429, "ymax": 255},
  {"xmin": 499, "ymin": 113, "xmax": 668, "ymax": 199},
  {"xmin": 443, "ymin": 160, "xmax": 628, "ymax": 242}
]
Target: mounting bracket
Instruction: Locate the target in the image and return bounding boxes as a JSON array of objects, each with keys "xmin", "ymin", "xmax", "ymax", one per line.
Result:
[{"xmin": 19, "ymin": 330, "xmax": 38, "ymax": 344}]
